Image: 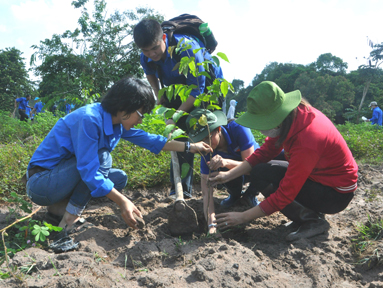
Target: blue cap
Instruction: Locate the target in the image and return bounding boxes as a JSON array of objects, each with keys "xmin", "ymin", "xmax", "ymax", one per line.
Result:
[{"xmin": 34, "ymin": 97, "xmax": 40, "ymax": 101}]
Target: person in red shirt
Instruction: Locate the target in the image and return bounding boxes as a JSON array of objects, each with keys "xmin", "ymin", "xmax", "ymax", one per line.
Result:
[{"xmin": 209, "ymin": 81, "xmax": 358, "ymax": 241}]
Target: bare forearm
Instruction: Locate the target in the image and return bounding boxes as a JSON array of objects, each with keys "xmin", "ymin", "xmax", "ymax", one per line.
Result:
[
  {"xmin": 225, "ymin": 160, "xmax": 252, "ymax": 182},
  {"xmin": 242, "ymin": 205, "xmax": 267, "ymax": 223},
  {"xmin": 177, "ymin": 95, "xmax": 196, "ymax": 113},
  {"xmin": 146, "ymin": 74, "xmax": 160, "ymax": 98},
  {"xmin": 223, "ymin": 159, "xmax": 243, "ymax": 170},
  {"xmin": 106, "ymin": 188, "xmax": 129, "ymax": 207}
]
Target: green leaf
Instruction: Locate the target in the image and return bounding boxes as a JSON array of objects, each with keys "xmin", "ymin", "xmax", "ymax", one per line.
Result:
[
  {"xmin": 173, "ymin": 110, "xmax": 187, "ymax": 123},
  {"xmin": 199, "ymin": 71, "xmax": 211, "ymax": 79},
  {"xmin": 193, "ymin": 47, "xmax": 204, "ymax": 54},
  {"xmin": 35, "ymin": 234, "xmax": 39, "ymax": 242},
  {"xmin": 220, "ymin": 81, "xmax": 229, "ymax": 97},
  {"xmin": 181, "ymin": 163, "xmax": 190, "ymax": 178},
  {"xmin": 198, "ymin": 114, "xmax": 208, "ymax": 126},
  {"xmin": 212, "ymin": 56, "xmax": 220, "ymax": 67},
  {"xmin": 165, "ymin": 109, "xmax": 175, "ymax": 119},
  {"xmin": 164, "ymin": 124, "xmax": 176, "ymax": 137},
  {"xmin": 189, "ymin": 118, "xmax": 197, "ymax": 128},
  {"xmin": 171, "ymin": 129, "xmax": 185, "ymax": 139},
  {"xmin": 217, "ymin": 52, "xmax": 230, "ymax": 63},
  {"xmin": 188, "ymin": 61, "xmax": 197, "ymax": 77},
  {"xmin": 207, "ymin": 104, "xmax": 222, "ymax": 110},
  {"xmin": 166, "ymin": 86, "xmax": 174, "ymax": 102},
  {"xmin": 171, "ymin": 62, "xmax": 181, "ymax": 72},
  {"xmin": 193, "ymin": 98, "xmax": 202, "ymax": 108},
  {"xmin": 168, "ymin": 46, "xmax": 176, "ymax": 58}
]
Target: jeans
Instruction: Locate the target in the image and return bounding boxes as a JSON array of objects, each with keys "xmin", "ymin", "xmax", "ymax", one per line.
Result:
[
  {"xmin": 26, "ymin": 149, "xmax": 127, "ymax": 216},
  {"xmin": 249, "ymin": 160, "xmax": 354, "ymax": 214}
]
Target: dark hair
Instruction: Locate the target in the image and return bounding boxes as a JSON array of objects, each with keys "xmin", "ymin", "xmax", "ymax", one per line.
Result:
[
  {"xmin": 101, "ymin": 77, "xmax": 155, "ymax": 116},
  {"xmin": 275, "ymin": 98, "xmax": 311, "ymax": 147},
  {"xmin": 133, "ymin": 19, "xmax": 163, "ymax": 48},
  {"xmin": 26, "ymin": 94, "xmax": 31, "ymax": 99}
]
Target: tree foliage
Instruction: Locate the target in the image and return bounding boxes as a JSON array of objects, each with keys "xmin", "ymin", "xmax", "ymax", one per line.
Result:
[
  {"xmin": 30, "ymin": 0, "xmax": 164, "ymax": 109},
  {"xmin": 0, "ymin": 48, "xmax": 32, "ymax": 112}
]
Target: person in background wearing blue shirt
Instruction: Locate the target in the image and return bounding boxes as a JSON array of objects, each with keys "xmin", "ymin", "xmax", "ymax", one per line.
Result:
[
  {"xmin": 25, "ymin": 77, "xmax": 212, "ymax": 235},
  {"xmin": 186, "ymin": 109, "xmax": 260, "ymax": 235},
  {"xmin": 65, "ymin": 99, "xmax": 71, "ymax": 114},
  {"xmin": 133, "ymin": 19, "xmax": 224, "ymax": 200},
  {"xmin": 31, "ymin": 97, "xmax": 45, "ymax": 120},
  {"xmin": 367, "ymin": 101, "xmax": 383, "ymax": 126},
  {"xmin": 14, "ymin": 94, "xmax": 32, "ymax": 122}
]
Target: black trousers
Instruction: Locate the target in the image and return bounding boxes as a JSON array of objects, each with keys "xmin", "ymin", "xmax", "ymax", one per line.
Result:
[
  {"xmin": 249, "ymin": 161, "xmax": 354, "ymax": 214},
  {"xmin": 19, "ymin": 109, "xmax": 28, "ymax": 122}
]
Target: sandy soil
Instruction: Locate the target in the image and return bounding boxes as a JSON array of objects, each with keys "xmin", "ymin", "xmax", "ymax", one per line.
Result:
[{"xmin": 1, "ymin": 164, "xmax": 383, "ymax": 288}]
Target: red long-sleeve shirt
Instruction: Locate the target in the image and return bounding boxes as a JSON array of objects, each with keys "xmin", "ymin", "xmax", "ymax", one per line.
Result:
[{"xmin": 246, "ymin": 105, "xmax": 358, "ymax": 216}]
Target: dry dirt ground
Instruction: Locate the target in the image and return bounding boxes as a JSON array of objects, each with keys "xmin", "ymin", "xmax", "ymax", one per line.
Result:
[{"xmin": 1, "ymin": 164, "xmax": 383, "ymax": 288}]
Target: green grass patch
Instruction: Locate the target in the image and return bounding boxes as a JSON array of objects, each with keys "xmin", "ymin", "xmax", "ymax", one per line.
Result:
[{"xmin": 352, "ymin": 214, "xmax": 383, "ymax": 268}]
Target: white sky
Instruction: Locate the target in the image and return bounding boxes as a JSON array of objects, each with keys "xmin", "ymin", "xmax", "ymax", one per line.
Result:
[{"xmin": 1, "ymin": 0, "xmax": 382, "ymax": 87}]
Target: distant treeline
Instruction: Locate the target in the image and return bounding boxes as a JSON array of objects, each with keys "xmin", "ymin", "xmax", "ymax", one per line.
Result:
[{"xmin": 226, "ymin": 53, "xmax": 383, "ymax": 124}]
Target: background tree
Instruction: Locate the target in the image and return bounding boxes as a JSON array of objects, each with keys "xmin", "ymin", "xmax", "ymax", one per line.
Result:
[
  {"xmin": 355, "ymin": 41, "xmax": 383, "ymax": 122},
  {"xmin": 30, "ymin": 0, "xmax": 164, "ymax": 109},
  {"xmin": 314, "ymin": 53, "xmax": 348, "ymax": 75},
  {"xmin": 231, "ymin": 79, "xmax": 244, "ymax": 92},
  {"xmin": 0, "ymin": 48, "xmax": 33, "ymax": 112}
]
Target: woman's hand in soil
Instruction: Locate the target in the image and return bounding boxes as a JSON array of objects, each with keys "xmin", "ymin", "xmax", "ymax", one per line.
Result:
[
  {"xmin": 214, "ymin": 212, "xmax": 246, "ymax": 228},
  {"xmin": 107, "ymin": 188, "xmax": 143, "ymax": 229},
  {"xmin": 207, "ymin": 155, "xmax": 226, "ymax": 170},
  {"xmin": 190, "ymin": 142, "xmax": 213, "ymax": 154},
  {"xmin": 120, "ymin": 199, "xmax": 143, "ymax": 229}
]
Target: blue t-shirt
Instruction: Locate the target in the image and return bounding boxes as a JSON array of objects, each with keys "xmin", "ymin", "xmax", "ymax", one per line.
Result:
[
  {"xmin": 16, "ymin": 97, "xmax": 29, "ymax": 110},
  {"xmin": 26, "ymin": 107, "xmax": 31, "ymax": 118},
  {"xmin": 34, "ymin": 102, "xmax": 44, "ymax": 114},
  {"xmin": 200, "ymin": 121, "xmax": 260, "ymax": 175},
  {"xmin": 66, "ymin": 103, "xmax": 71, "ymax": 114},
  {"xmin": 28, "ymin": 103, "xmax": 168, "ymax": 197},
  {"xmin": 140, "ymin": 34, "xmax": 223, "ymax": 98},
  {"xmin": 370, "ymin": 107, "xmax": 383, "ymax": 126}
]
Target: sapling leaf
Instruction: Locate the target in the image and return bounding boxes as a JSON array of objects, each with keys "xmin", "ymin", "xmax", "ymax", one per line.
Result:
[
  {"xmin": 193, "ymin": 98, "xmax": 202, "ymax": 107},
  {"xmin": 164, "ymin": 124, "xmax": 176, "ymax": 137},
  {"xmin": 199, "ymin": 71, "xmax": 211, "ymax": 79},
  {"xmin": 207, "ymin": 104, "xmax": 221, "ymax": 110},
  {"xmin": 189, "ymin": 118, "xmax": 197, "ymax": 128},
  {"xmin": 158, "ymin": 88, "xmax": 166, "ymax": 99},
  {"xmin": 165, "ymin": 109, "xmax": 175, "ymax": 119},
  {"xmin": 181, "ymin": 163, "xmax": 190, "ymax": 179},
  {"xmin": 198, "ymin": 115, "xmax": 208, "ymax": 126},
  {"xmin": 171, "ymin": 129, "xmax": 185, "ymax": 139},
  {"xmin": 188, "ymin": 60, "xmax": 196, "ymax": 77},
  {"xmin": 220, "ymin": 81, "xmax": 229, "ymax": 97},
  {"xmin": 193, "ymin": 47, "xmax": 204, "ymax": 54},
  {"xmin": 217, "ymin": 52, "xmax": 230, "ymax": 63},
  {"xmin": 172, "ymin": 62, "xmax": 180, "ymax": 71},
  {"xmin": 168, "ymin": 46, "xmax": 176, "ymax": 58},
  {"xmin": 173, "ymin": 110, "xmax": 187, "ymax": 123},
  {"xmin": 166, "ymin": 86, "xmax": 174, "ymax": 101},
  {"xmin": 212, "ymin": 56, "xmax": 220, "ymax": 67}
]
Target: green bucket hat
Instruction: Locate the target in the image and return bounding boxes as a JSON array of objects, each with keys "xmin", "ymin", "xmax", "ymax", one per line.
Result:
[
  {"xmin": 236, "ymin": 81, "xmax": 301, "ymax": 130},
  {"xmin": 186, "ymin": 109, "xmax": 227, "ymax": 142}
]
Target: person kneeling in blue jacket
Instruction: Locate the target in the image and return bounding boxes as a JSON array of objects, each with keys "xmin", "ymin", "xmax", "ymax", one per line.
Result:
[{"xmin": 25, "ymin": 77, "xmax": 212, "ymax": 234}]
